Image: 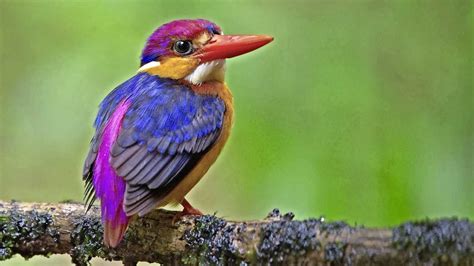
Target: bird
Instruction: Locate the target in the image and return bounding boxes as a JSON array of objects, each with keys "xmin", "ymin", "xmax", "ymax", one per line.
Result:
[{"xmin": 82, "ymin": 19, "xmax": 273, "ymax": 247}]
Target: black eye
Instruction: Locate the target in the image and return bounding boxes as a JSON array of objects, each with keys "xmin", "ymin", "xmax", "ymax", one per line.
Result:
[{"xmin": 173, "ymin": 40, "xmax": 193, "ymax": 55}]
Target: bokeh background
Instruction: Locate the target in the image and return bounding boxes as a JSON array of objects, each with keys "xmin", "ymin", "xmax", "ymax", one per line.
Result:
[{"xmin": 1, "ymin": 0, "xmax": 472, "ymax": 265}]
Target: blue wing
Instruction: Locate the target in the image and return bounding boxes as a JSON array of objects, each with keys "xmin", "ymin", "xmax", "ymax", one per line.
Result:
[{"xmin": 83, "ymin": 73, "xmax": 225, "ymax": 216}]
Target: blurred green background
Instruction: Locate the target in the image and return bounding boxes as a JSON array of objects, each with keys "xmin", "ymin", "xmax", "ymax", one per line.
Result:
[{"xmin": 1, "ymin": 0, "xmax": 472, "ymax": 265}]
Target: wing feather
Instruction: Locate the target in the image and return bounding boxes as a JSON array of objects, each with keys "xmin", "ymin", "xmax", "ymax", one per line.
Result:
[
  {"xmin": 131, "ymin": 154, "xmax": 171, "ymax": 184},
  {"xmin": 115, "ymin": 147, "xmax": 149, "ymax": 177},
  {"xmin": 111, "ymin": 144, "xmax": 141, "ymax": 169},
  {"xmin": 125, "ymin": 152, "xmax": 155, "ymax": 180}
]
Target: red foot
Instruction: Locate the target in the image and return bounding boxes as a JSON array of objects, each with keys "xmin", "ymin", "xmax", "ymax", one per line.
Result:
[
  {"xmin": 181, "ymin": 198, "xmax": 203, "ymax": 216},
  {"xmin": 172, "ymin": 198, "xmax": 203, "ymax": 224}
]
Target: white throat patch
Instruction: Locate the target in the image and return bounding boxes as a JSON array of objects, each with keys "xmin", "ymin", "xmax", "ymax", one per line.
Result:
[{"xmin": 185, "ymin": 59, "xmax": 226, "ymax": 85}]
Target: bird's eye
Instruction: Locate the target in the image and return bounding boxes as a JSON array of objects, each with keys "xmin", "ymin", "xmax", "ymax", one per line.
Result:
[{"xmin": 173, "ymin": 40, "xmax": 194, "ymax": 55}]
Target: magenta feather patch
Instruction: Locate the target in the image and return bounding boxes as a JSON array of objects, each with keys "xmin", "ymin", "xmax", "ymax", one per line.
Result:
[{"xmin": 93, "ymin": 100, "xmax": 130, "ymax": 244}]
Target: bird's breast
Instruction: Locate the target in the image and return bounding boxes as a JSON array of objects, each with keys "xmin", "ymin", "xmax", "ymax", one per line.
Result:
[{"xmin": 160, "ymin": 82, "xmax": 234, "ymax": 204}]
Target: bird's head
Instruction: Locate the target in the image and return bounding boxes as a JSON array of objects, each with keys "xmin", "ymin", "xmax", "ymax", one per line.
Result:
[{"xmin": 138, "ymin": 19, "xmax": 273, "ymax": 85}]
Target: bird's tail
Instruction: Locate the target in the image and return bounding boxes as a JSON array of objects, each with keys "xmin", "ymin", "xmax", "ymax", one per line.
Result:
[
  {"xmin": 98, "ymin": 180, "xmax": 129, "ymax": 248},
  {"xmin": 103, "ymin": 210, "xmax": 129, "ymax": 248},
  {"xmin": 93, "ymin": 100, "xmax": 131, "ymax": 248}
]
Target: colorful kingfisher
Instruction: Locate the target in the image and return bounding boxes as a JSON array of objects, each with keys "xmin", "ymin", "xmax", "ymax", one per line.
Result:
[{"xmin": 82, "ymin": 19, "xmax": 273, "ymax": 247}]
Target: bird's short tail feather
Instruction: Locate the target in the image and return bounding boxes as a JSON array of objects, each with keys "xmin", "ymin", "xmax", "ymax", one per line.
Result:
[{"xmin": 104, "ymin": 217, "xmax": 128, "ymax": 248}]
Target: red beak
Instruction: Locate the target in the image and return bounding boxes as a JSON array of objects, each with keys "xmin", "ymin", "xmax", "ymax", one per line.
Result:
[{"xmin": 195, "ymin": 34, "xmax": 273, "ymax": 62}]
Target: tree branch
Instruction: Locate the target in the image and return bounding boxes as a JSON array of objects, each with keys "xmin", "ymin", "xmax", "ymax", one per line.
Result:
[{"xmin": 0, "ymin": 200, "xmax": 472, "ymax": 265}]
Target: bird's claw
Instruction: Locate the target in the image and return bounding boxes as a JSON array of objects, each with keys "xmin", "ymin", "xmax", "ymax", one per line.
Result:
[{"xmin": 172, "ymin": 198, "xmax": 203, "ymax": 224}]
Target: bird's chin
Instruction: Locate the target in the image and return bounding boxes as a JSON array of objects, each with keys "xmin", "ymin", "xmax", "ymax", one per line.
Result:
[{"xmin": 184, "ymin": 59, "xmax": 226, "ymax": 85}]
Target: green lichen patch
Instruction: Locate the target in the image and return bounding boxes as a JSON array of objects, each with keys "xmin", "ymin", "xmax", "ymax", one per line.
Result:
[
  {"xmin": 257, "ymin": 209, "xmax": 322, "ymax": 263},
  {"xmin": 0, "ymin": 206, "xmax": 60, "ymax": 260},
  {"xmin": 0, "ymin": 215, "xmax": 14, "ymax": 260},
  {"xmin": 324, "ymin": 242, "xmax": 346, "ymax": 265},
  {"xmin": 182, "ymin": 214, "xmax": 242, "ymax": 265},
  {"xmin": 70, "ymin": 215, "xmax": 107, "ymax": 265},
  {"xmin": 392, "ymin": 218, "xmax": 474, "ymax": 264},
  {"xmin": 257, "ymin": 209, "xmax": 353, "ymax": 264}
]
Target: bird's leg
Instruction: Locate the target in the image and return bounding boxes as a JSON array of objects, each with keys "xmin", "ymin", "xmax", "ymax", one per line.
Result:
[
  {"xmin": 181, "ymin": 198, "xmax": 203, "ymax": 216},
  {"xmin": 172, "ymin": 198, "xmax": 203, "ymax": 224}
]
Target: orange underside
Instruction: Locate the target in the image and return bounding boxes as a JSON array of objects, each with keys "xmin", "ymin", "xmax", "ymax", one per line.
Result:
[{"xmin": 158, "ymin": 82, "xmax": 234, "ymax": 206}]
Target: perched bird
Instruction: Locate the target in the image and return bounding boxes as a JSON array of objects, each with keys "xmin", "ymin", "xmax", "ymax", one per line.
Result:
[{"xmin": 82, "ymin": 19, "xmax": 273, "ymax": 247}]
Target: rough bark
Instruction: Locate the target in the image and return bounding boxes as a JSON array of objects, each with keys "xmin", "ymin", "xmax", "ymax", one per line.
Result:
[{"xmin": 0, "ymin": 200, "xmax": 472, "ymax": 265}]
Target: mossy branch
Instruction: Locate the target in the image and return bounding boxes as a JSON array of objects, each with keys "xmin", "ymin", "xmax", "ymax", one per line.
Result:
[{"xmin": 0, "ymin": 201, "xmax": 473, "ymax": 265}]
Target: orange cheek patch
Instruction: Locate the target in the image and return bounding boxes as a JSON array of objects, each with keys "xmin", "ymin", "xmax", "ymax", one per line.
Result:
[{"xmin": 142, "ymin": 57, "xmax": 200, "ymax": 79}]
